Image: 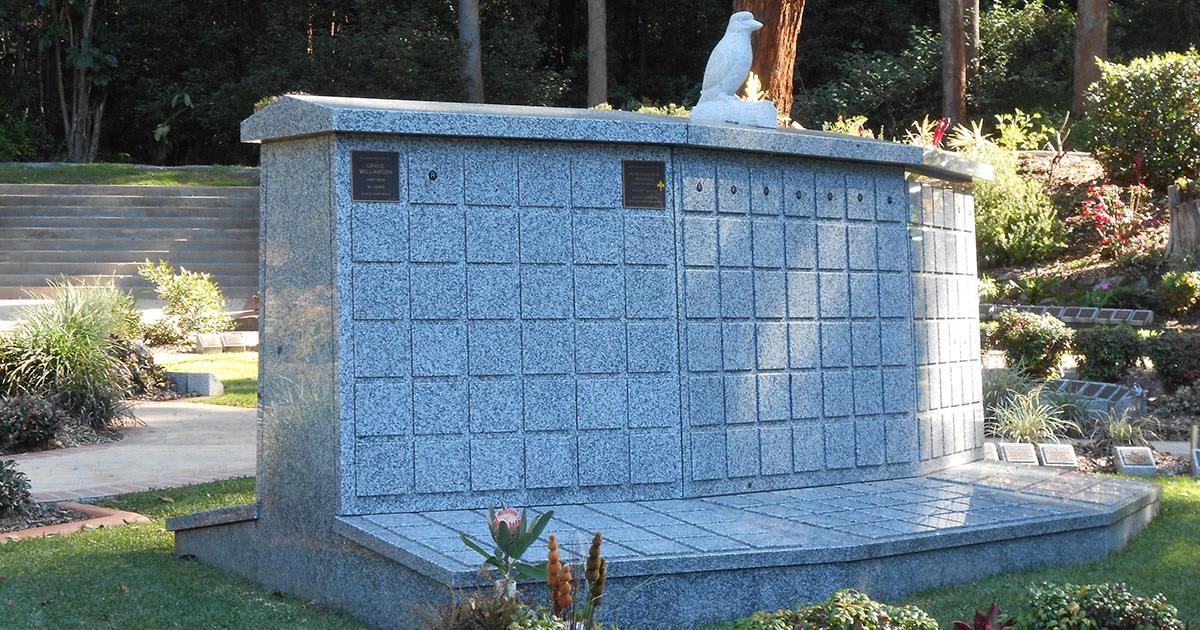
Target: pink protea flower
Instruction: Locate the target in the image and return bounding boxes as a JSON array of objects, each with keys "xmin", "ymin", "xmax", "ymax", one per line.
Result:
[{"xmin": 494, "ymin": 507, "xmax": 521, "ymax": 532}]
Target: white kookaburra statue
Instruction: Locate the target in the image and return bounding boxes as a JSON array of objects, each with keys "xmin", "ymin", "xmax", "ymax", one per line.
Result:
[
  {"xmin": 698, "ymin": 11, "xmax": 763, "ymax": 103},
  {"xmin": 690, "ymin": 12, "xmax": 779, "ymax": 128}
]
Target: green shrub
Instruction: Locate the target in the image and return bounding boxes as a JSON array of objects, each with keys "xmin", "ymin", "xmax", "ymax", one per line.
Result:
[
  {"xmin": 980, "ymin": 320, "xmax": 1000, "ymax": 353},
  {"xmin": 0, "ymin": 394, "xmax": 71, "ymax": 452},
  {"xmin": 988, "ymin": 390, "xmax": 1077, "ymax": 443},
  {"xmin": 1145, "ymin": 330, "xmax": 1200, "ymax": 392},
  {"xmin": 992, "ymin": 309, "xmax": 1073, "ymax": 378},
  {"xmin": 1085, "ymin": 49, "xmax": 1200, "ymax": 189},
  {"xmin": 1157, "ymin": 270, "xmax": 1200, "ymax": 315},
  {"xmin": 0, "ymin": 459, "xmax": 33, "ymax": 517},
  {"xmin": 1013, "ymin": 582, "xmax": 1184, "ymax": 630},
  {"xmin": 1071, "ymin": 325, "xmax": 1144, "ymax": 383},
  {"xmin": 1080, "ymin": 284, "xmax": 1149, "ymax": 310},
  {"xmin": 141, "ymin": 318, "xmax": 186, "ymax": 346},
  {"xmin": 978, "ymin": 275, "xmax": 1001, "ymax": 302},
  {"xmin": 962, "ymin": 142, "xmax": 1066, "ymax": 267},
  {"xmin": 736, "ymin": 589, "xmax": 938, "ymax": 630},
  {"xmin": 138, "ymin": 260, "xmax": 233, "ymax": 337}
]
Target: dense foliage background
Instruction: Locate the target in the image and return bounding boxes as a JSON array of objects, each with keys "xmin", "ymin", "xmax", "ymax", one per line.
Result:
[{"xmin": 1, "ymin": 0, "xmax": 1197, "ymax": 165}]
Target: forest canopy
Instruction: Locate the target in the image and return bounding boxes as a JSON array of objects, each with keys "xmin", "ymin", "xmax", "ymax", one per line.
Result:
[{"xmin": 1, "ymin": 0, "xmax": 1195, "ymax": 165}]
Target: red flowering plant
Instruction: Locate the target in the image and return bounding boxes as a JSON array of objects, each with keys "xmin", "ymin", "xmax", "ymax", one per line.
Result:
[
  {"xmin": 460, "ymin": 504, "xmax": 554, "ymax": 598},
  {"xmin": 1079, "ymin": 184, "xmax": 1153, "ymax": 261}
]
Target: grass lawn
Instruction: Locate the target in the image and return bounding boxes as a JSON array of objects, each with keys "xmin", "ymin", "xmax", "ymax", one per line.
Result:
[
  {"xmin": 897, "ymin": 475, "xmax": 1200, "ymax": 628},
  {"xmin": 0, "ymin": 478, "xmax": 364, "ymax": 628},
  {"xmin": 0, "ymin": 163, "xmax": 258, "ymax": 186},
  {"xmin": 155, "ymin": 351, "xmax": 258, "ymax": 408},
  {"xmin": 1, "ymin": 477, "xmax": 1195, "ymax": 628}
]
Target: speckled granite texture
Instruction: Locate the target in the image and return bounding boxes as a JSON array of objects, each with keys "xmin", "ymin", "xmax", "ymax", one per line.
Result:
[{"xmin": 167, "ymin": 97, "xmax": 1160, "ymax": 630}]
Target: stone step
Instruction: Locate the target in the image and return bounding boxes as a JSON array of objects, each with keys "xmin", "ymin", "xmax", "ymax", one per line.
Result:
[
  {"xmin": 0, "ymin": 261, "xmax": 255, "ymax": 277},
  {"xmin": 0, "ymin": 248, "xmax": 257, "ymax": 264},
  {"xmin": 0, "ymin": 237, "xmax": 255, "ymax": 252},
  {"xmin": 323, "ymin": 462, "xmax": 1160, "ymax": 629},
  {"xmin": 0, "ymin": 277, "xmax": 258, "ymax": 301},
  {"xmin": 0, "ymin": 226, "xmax": 258, "ymax": 241},
  {"xmin": 0, "ymin": 183, "xmax": 258, "ymax": 198},
  {"xmin": 0, "ymin": 204, "xmax": 257, "ymax": 219},
  {"xmin": 0, "ymin": 215, "xmax": 258, "ymax": 230}
]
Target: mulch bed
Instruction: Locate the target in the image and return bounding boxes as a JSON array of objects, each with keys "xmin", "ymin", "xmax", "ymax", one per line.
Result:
[
  {"xmin": 1075, "ymin": 445, "xmax": 1193, "ymax": 476},
  {"xmin": 0, "ymin": 503, "xmax": 90, "ymax": 536}
]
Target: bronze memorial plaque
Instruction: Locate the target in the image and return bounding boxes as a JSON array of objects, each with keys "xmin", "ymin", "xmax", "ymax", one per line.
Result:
[
  {"xmin": 1041, "ymin": 444, "xmax": 1076, "ymax": 466},
  {"xmin": 1122, "ymin": 448, "xmax": 1153, "ymax": 466},
  {"xmin": 351, "ymin": 151, "xmax": 401, "ymax": 202},
  {"xmin": 622, "ymin": 160, "xmax": 667, "ymax": 209}
]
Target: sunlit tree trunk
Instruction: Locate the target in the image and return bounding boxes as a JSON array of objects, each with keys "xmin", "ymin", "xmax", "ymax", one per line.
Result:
[
  {"xmin": 940, "ymin": 0, "xmax": 966, "ymax": 125},
  {"xmin": 458, "ymin": 0, "xmax": 484, "ymax": 103},
  {"xmin": 964, "ymin": 0, "xmax": 979, "ymax": 79},
  {"xmin": 587, "ymin": 0, "xmax": 607, "ymax": 106},
  {"xmin": 1073, "ymin": 0, "xmax": 1108, "ymax": 115},
  {"xmin": 731, "ymin": 0, "xmax": 806, "ymax": 120}
]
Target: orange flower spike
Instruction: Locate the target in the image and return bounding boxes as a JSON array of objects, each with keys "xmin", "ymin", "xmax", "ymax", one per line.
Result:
[
  {"xmin": 585, "ymin": 531, "xmax": 602, "ymax": 585},
  {"xmin": 546, "ymin": 534, "xmax": 562, "ymax": 607},
  {"xmin": 557, "ymin": 564, "xmax": 574, "ymax": 612},
  {"xmin": 592, "ymin": 557, "xmax": 607, "ymax": 607}
]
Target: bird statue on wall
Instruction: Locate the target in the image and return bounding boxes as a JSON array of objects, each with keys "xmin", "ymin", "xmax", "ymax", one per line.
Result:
[{"xmin": 698, "ymin": 11, "xmax": 763, "ymax": 103}]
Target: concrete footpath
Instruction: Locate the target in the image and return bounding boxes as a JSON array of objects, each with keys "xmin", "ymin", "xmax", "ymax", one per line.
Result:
[{"xmin": 7, "ymin": 400, "xmax": 256, "ymax": 503}]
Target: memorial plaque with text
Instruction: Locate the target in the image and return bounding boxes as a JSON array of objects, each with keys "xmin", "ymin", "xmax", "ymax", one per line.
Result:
[
  {"xmin": 1038, "ymin": 443, "xmax": 1077, "ymax": 468},
  {"xmin": 622, "ymin": 160, "xmax": 667, "ymax": 209},
  {"xmin": 351, "ymin": 151, "xmax": 401, "ymax": 202},
  {"xmin": 999, "ymin": 442, "xmax": 1038, "ymax": 465}
]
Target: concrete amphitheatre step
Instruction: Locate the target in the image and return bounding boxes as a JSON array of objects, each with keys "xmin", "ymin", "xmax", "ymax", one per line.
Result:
[{"xmin": 0, "ymin": 183, "xmax": 259, "ymax": 305}]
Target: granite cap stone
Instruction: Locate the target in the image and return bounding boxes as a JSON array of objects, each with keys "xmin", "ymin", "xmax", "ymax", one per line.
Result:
[{"xmin": 243, "ymin": 96, "xmax": 986, "ymax": 181}]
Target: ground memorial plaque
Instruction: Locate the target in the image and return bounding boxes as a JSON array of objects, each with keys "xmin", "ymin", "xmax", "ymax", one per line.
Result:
[
  {"xmin": 194, "ymin": 333, "xmax": 223, "ymax": 354},
  {"xmin": 983, "ymin": 442, "xmax": 999, "ymax": 461},
  {"xmin": 1114, "ymin": 446, "xmax": 1157, "ymax": 476},
  {"xmin": 999, "ymin": 442, "xmax": 1039, "ymax": 465},
  {"xmin": 1193, "ymin": 450, "xmax": 1199, "ymax": 477},
  {"xmin": 1037, "ymin": 443, "xmax": 1078, "ymax": 469},
  {"xmin": 165, "ymin": 94, "xmax": 1162, "ymax": 630}
]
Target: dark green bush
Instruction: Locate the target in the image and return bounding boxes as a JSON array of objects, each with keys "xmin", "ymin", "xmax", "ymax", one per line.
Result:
[
  {"xmin": 0, "ymin": 394, "xmax": 71, "ymax": 452},
  {"xmin": 1085, "ymin": 50, "xmax": 1200, "ymax": 189},
  {"xmin": 1079, "ymin": 284, "xmax": 1149, "ymax": 310},
  {"xmin": 964, "ymin": 142, "xmax": 1067, "ymax": 267},
  {"xmin": 1157, "ymin": 270, "xmax": 1200, "ymax": 315},
  {"xmin": 138, "ymin": 260, "xmax": 232, "ymax": 338},
  {"xmin": 1071, "ymin": 325, "xmax": 1144, "ymax": 383},
  {"xmin": 1145, "ymin": 330, "xmax": 1200, "ymax": 393},
  {"xmin": 1013, "ymin": 582, "xmax": 1183, "ymax": 630},
  {"xmin": 736, "ymin": 589, "xmax": 938, "ymax": 630},
  {"xmin": 0, "ymin": 459, "xmax": 33, "ymax": 517},
  {"xmin": 993, "ymin": 309, "xmax": 1073, "ymax": 378}
]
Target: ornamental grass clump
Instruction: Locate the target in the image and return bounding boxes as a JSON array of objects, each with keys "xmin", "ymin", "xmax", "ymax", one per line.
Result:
[
  {"xmin": 988, "ymin": 390, "xmax": 1077, "ymax": 443},
  {"xmin": 0, "ymin": 278, "xmax": 139, "ymax": 429}
]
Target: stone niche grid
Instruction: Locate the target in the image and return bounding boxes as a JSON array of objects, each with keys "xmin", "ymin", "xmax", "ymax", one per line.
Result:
[{"xmin": 337, "ymin": 133, "xmax": 960, "ymax": 516}]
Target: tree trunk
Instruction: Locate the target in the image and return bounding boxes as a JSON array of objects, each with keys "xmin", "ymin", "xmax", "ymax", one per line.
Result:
[
  {"xmin": 1073, "ymin": 0, "xmax": 1108, "ymax": 116},
  {"xmin": 457, "ymin": 0, "xmax": 485, "ymax": 103},
  {"xmin": 1167, "ymin": 184, "xmax": 1200, "ymax": 261},
  {"xmin": 940, "ymin": 0, "xmax": 967, "ymax": 125},
  {"xmin": 731, "ymin": 0, "xmax": 806, "ymax": 121},
  {"xmin": 586, "ymin": 0, "xmax": 607, "ymax": 107},
  {"xmin": 964, "ymin": 0, "xmax": 979, "ymax": 79}
]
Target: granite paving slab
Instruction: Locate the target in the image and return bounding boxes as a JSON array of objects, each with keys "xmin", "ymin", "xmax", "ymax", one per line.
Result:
[{"xmin": 334, "ymin": 462, "xmax": 1159, "ymax": 585}]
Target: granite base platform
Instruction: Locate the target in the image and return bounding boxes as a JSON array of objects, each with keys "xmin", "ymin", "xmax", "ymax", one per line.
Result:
[{"xmin": 170, "ymin": 462, "xmax": 1159, "ymax": 629}]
